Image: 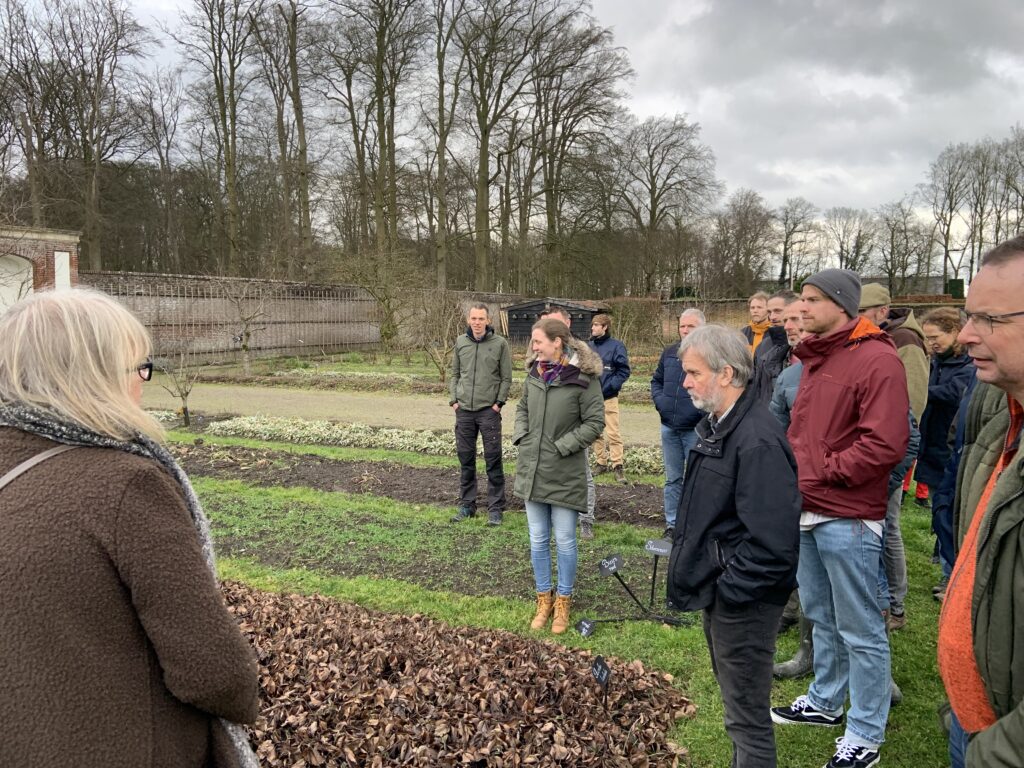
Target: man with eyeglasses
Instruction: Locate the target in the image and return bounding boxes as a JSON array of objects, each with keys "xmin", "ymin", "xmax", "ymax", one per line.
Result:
[
  {"xmin": 771, "ymin": 268, "xmax": 909, "ymax": 768},
  {"xmin": 938, "ymin": 235, "xmax": 1024, "ymax": 768}
]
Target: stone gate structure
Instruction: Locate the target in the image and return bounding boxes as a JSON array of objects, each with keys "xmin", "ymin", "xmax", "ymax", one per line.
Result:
[{"xmin": 0, "ymin": 226, "xmax": 80, "ymax": 310}]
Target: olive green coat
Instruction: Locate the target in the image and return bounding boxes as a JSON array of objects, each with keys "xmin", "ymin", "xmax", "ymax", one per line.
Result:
[
  {"xmin": 448, "ymin": 327, "xmax": 512, "ymax": 411},
  {"xmin": 513, "ymin": 341, "xmax": 605, "ymax": 512},
  {"xmin": 953, "ymin": 382, "xmax": 1024, "ymax": 766}
]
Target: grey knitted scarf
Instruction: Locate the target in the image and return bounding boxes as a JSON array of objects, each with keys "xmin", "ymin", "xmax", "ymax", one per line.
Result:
[{"xmin": 0, "ymin": 403, "xmax": 259, "ymax": 768}]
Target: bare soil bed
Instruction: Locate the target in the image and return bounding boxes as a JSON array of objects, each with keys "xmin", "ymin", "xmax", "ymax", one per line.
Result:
[
  {"xmin": 226, "ymin": 581, "xmax": 694, "ymax": 767},
  {"xmin": 175, "ymin": 444, "xmax": 666, "ymax": 529}
]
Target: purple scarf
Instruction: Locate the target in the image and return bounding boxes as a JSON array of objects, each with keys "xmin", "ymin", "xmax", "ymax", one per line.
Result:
[{"xmin": 536, "ymin": 353, "xmax": 570, "ymax": 384}]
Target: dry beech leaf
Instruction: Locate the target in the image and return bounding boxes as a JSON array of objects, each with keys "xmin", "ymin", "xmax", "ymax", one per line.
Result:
[{"xmin": 222, "ymin": 581, "xmax": 695, "ymax": 767}]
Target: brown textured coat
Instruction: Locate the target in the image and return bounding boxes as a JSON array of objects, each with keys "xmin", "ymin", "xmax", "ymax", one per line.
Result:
[{"xmin": 0, "ymin": 427, "xmax": 259, "ymax": 768}]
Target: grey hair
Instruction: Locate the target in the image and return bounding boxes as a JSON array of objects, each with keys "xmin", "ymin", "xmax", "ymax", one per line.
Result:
[
  {"xmin": 677, "ymin": 324, "xmax": 752, "ymax": 388},
  {"xmin": 679, "ymin": 308, "xmax": 706, "ymax": 324}
]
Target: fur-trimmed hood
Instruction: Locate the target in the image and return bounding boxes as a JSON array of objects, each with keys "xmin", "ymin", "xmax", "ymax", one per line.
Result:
[{"xmin": 525, "ymin": 336, "xmax": 603, "ymax": 378}]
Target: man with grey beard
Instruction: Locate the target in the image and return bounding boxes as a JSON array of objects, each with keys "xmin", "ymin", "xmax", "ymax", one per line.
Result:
[{"xmin": 666, "ymin": 324, "xmax": 801, "ymax": 768}]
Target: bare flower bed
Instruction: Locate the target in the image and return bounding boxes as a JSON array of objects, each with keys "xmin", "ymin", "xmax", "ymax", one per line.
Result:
[
  {"xmin": 174, "ymin": 443, "xmax": 666, "ymax": 528},
  {"xmin": 225, "ymin": 582, "xmax": 694, "ymax": 767}
]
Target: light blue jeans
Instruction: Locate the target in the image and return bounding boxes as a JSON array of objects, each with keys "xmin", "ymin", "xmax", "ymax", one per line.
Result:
[
  {"xmin": 798, "ymin": 519, "xmax": 891, "ymax": 748},
  {"xmin": 525, "ymin": 501, "xmax": 578, "ymax": 597},
  {"xmin": 661, "ymin": 425, "xmax": 698, "ymax": 528}
]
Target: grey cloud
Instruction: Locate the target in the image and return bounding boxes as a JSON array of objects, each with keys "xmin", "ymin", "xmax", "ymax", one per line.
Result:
[{"xmin": 592, "ymin": 0, "xmax": 1024, "ymax": 209}]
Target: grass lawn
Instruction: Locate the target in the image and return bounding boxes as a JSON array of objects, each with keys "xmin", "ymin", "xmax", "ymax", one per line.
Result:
[{"xmin": 195, "ymin": 445, "xmax": 950, "ymax": 768}]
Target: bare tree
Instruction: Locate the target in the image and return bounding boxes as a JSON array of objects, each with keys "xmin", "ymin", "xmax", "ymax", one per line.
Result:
[
  {"xmin": 173, "ymin": 0, "xmax": 259, "ymax": 274},
  {"xmin": 962, "ymin": 138, "xmax": 999, "ymax": 278},
  {"xmin": 138, "ymin": 66, "xmax": 186, "ymax": 272},
  {"xmin": 455, "ymin": 0, "xmax": 560, "ymax": 291},
  {"xmin": 822, "ymin": 206, "xmax": 875, "ymax": 273},
  {"xmin": 0, "ymin": 0, "xmax": 63, "ymax": 227},
  {"xmin": 619, "ymin": 114, "xmax": 720, "ymax": 293},
  {"xmin": 421, "ymin": 0, "xmax": 468, "ymax": 289},
  {"xmin": 158, "ymin": 351, "xmax": 204, "ymax": 428},
  {"xmin": 874, "ymin": 198, "xmax": 933, "ymax": 295},
  {"xmin": 47, "ymin": 0, "xmax": 150, "ymax": 270},
  {"xmin": 217, "ymin": 279, "xmax": 268, "ymax": 374},
  {"xmin": 406, "ymin": 288, "xmax": 465, "ymax": 381},
  {"xmin": 923, "ymin": 142, "xmax": 970, "ymax": 285},
  {"xmin": 707, "ymin": 188, "xmax": 776, "ymax": 297},
  {"xmin": 532, "ymin": 12, "xmax": 631, "ymax": 265},
  {"xmin": 776, "ymin": 196, "xmax": 817, "ymax": 288},
  {"xmin": 1001, "ymin": 126, "xmax": 1024, "ymax": 238}
]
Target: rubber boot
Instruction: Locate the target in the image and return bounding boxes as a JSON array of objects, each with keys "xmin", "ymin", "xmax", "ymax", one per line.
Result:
[
  {"xmin": 551, "ymin": 595, "xmax": 572, "ymax": 634},
  {"xmin": 530, "ymin": 591, "xmax": 554, "ymax": 630},
  {"xmin": 773, "ymin": 614, "xmax": 813, "ymax": 679},
  {"xmin": 890, "ymin": 678, "xmax": 903, "ymax": 706},
  {"xmin": 778, "ymin": 589, "xmax": 800, "ymax": 632}
]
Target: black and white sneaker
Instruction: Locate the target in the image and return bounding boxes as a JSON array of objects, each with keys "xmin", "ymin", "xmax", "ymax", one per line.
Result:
[
  {"xmin": 824, "ymin": 737, "xmax": 880, "ymax": 768},
  {"xmin": 771, "ymin": 695, "xmax": 844, "ymax": 727}
]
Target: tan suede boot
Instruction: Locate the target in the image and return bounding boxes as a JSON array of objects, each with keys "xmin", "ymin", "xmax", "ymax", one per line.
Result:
[
  {"xmin": 551, "ymin": 595, "xmax": 572, "ymax": 634},
  {"xmin": 530, "ymin": 591, "xmax": 555, "ymax": 630}
]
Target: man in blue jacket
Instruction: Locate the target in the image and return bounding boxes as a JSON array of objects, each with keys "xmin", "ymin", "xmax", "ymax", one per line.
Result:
[
  {"xmin": 589, "ymin": 313, "xmax": 631, "ymax": 483},
  {"xmin": 651, "ymin": 308, "xmax": 705, "ymax": 536}
]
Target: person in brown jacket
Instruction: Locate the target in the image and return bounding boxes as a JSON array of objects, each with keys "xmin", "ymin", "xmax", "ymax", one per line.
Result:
[{"xmin": 0, "ymin": 288, "xmax": 260, "ymax": 768}]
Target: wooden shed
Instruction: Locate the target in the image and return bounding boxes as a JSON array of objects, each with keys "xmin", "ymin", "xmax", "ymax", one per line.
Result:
[{"xmin": 501, "ymin": 298, "xmax": 609, "ymax": 341}]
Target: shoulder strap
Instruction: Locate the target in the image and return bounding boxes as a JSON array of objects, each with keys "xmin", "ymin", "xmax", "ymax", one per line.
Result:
[{"xmin": 0, "ymin": 444, "xmax": 80, "ymax": 492}]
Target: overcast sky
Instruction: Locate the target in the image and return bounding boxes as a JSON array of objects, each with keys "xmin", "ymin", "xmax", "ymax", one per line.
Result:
[
  {"xmin": 133, "ymin": 0, "xmax": 1024, "ymax": 212},
  {"xmin": 590, "ymin": 0, "xmax": 1024, "ymax": 210}
]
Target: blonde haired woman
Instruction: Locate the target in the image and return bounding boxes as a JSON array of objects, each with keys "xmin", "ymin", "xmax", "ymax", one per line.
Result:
[
  {"xmin": 514, "ymin": 317, "xmax": 604, "ymax": 634},
  {"xmin": 0, "ymin": 289, "xmax": 259, "ymax": 768}
]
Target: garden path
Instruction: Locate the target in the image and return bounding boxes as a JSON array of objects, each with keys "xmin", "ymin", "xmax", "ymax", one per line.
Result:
[{"xmin": 144, "ymin": 382, "xmax": 664, "ymax": 445}]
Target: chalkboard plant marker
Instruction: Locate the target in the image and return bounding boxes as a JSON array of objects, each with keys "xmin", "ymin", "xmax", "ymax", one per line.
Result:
[{"xmin": 591, "ymin": 655, "xmax": 612, "ymax": 709}]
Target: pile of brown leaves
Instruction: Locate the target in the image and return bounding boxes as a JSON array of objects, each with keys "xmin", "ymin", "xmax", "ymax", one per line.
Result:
[{"xmin": 223, "ymin": 582, "xmax": 695, "ymax": 767}]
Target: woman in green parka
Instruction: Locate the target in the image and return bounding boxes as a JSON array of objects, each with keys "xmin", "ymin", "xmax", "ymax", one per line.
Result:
[{"xmin": 514, "ymin": 317, "xmax": 605, "ymax": 634}]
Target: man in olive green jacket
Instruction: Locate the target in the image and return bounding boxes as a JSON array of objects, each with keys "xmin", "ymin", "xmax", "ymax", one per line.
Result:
[
  {"xmin": 939, "ymin": 236, "xmax": 1024, "ymax": 768},
  {"xmin": 449, "ymin": 304, "xmax": 512, "ymax": 525}
]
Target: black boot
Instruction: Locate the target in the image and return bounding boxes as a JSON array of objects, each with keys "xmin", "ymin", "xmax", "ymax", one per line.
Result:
[{"xmin": 773, "ymin": 615, "xmax": 813, "ymax": 679}]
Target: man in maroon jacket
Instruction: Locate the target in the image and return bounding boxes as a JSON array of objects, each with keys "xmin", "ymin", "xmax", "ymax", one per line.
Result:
[{"xmin": 771, "ymin": 268, "xmax": 910, "ymax": 768}]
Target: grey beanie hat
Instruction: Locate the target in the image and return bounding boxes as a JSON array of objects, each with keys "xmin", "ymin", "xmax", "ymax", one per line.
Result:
[{"xmin": 804, "ymin": 268, "xmax": 861, "ymax": 319}]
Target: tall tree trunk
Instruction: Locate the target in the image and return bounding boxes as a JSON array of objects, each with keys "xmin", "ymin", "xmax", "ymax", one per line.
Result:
[
  {"xmin": 474, "ymin": 126, "xmax": 491, "ymax": 291},
  {"xmin": 20, "ymin": 113, "xmax": 44, "ymax": 227},
  {"xmin": 85, "ymin": 163, "xmax": 103, "ymax": 270},
  {"xmin": 283, "ymin": 1, "xmax": 311, "ymax": 261},
  {"xmin": 435, "ymin": 145, "xmax": 449, "ymax": 289},
  {"xmin": 273, "ymin": 97, "xmax": 295, "ymax": 278}
]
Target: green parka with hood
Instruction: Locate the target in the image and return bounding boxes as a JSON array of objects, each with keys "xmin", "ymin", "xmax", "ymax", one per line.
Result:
[
  {"xmin": 952, "ymin": 381, "xmax": 1024, "ymax": 766},
  {"xmin": 513, "ymin": 339, "xmax": 605, "ymax": 512}
]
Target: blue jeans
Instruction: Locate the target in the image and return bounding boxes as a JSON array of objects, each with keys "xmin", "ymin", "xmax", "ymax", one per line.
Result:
[
  {"xmin": 875, "ymin": 486, "xmax": 907, "ymax": 614},
  {"xmin": 661, "ymin": 425, "xmax": 698, "ymax": 527},
  {"xmin": 525, "ymin": 501, "xmax": 578, "ymax": 597},
  {"xmin": 798, "ymin": 519, "xmax": 890, "ymax": 748},
  {"xmin": 949, "ymin": 709, "xmax": 969, "ymax": 768}
]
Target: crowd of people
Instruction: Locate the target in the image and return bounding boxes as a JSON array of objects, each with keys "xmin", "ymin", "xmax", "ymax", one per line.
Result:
[
  {"xmin": 449, "ymin": 240, "xmax": 1024, "ymax": 768},
  {"xmin": 3, "ymin": 235, "xmax": 1024, "ymax": 766}
]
